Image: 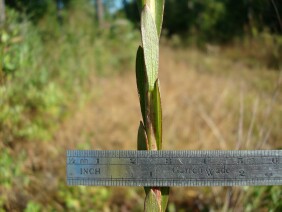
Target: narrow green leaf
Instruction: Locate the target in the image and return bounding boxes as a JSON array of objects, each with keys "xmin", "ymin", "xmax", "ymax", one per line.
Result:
[
  {"xmin": 144, "ymin": 189, "xmax": 161, "ymax": 212},
  {"xmin": 150, "ymin": 79, "xmax": 162, "ymax": 150},
  {"xmin": 144, "ymin": 187, "xmax": 168, "ymax": 212},
  {"xmin": 160, "ymin": 187, "xmax": 170, "ymax": 211},
  {"xmin": 137, "ymin": 0, "xmax": 165, "ymax": 37},
  {"xmin": 141, "ymin": 5, "xmax": 159, "ymax": 92},
  {"xmin": 136, "ymin": 46, "xmax": 147, "ymax": 124},
  {"xmin": 137, "ymin": 121, "xmax": 149, "ymax": 150},
  {"xmin": 149, "ymin": 0, "xmax": 164, "ymax": 37}
]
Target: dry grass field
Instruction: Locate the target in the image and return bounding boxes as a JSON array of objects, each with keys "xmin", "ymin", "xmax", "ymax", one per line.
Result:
[{"xmin": 2, "ymin": 45, "xmax": 281, "ymax": 211}]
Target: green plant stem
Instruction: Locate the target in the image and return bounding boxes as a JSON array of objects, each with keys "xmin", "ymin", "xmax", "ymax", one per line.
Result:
[{"xmin": 135, "ymin": 1, "xmax": 169, "ymax": 211}]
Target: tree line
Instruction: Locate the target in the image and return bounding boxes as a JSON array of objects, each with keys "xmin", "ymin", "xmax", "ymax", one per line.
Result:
[
  {"xmin": 123, "ymin": 0, "xmax": 282, "ymax": 43},
  {"xmin": 2, "ymin": 0, "xmax": 282, "ymax": 43}
]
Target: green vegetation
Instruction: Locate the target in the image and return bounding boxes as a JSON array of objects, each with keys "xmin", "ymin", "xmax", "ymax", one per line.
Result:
[
  {"xmin": 0, "ymin": 2, "xmax": 137, "ymax": 142},
  {"xmin": 0, "ymin": 0, "xmax": 281, "ymax": 211},
  {"xmin": 0, "ymin": 1, "xmax": 138, "ymax": 211}
]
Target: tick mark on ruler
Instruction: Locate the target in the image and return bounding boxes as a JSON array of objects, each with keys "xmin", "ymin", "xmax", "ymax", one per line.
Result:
[
  {"xmin": 265, "ymin": 173, "xmax": 273, "ymax": 177},
  {"xmin": 272, "ymin": 158, "xmax": 279, "ymax": 164},
  {"xmin": 177, "ymin": 158, "xmax": 183, "ymax": 164}
]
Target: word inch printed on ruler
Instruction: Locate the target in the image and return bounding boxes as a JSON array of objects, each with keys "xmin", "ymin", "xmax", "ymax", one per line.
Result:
[{"xmin": 66, "ymin": 150, "xmax": 282, "ymax": 187}]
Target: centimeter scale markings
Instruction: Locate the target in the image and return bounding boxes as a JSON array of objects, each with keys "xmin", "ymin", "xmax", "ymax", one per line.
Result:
[{"xmin": 66, "ymin": 150, "xmax": 282, "ymax": 187}]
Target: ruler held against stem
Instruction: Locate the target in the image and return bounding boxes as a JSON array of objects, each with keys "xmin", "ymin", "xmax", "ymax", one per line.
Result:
[{"xmin": 66, "ymin": 150, "xmax": 282, "ymax": 187}]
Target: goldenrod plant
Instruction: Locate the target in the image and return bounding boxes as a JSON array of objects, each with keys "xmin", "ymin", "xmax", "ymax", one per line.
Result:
[{"xmin": 135, "ymin": 1, "xmax": 169, "ymax": 211}]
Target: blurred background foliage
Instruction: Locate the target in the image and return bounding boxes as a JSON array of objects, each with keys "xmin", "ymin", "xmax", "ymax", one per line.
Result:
[
  {"xmin": 0, "ymin": 0, "xmax": 281, "ymax": 211},
  {"xmin": 123, "ymin": 0, "xmax": 282, "ymax": 41}
]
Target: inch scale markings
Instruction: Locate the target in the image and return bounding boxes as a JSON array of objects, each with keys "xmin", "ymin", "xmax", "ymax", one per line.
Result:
[{"xmin": 66, "ymin": 150, "xmax": 282, "ymax": 187}]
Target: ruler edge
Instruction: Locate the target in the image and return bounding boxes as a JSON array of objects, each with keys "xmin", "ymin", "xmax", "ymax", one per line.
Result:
[
  {"xmin": 66, "ymin": 149, "xmax": 282, "ymax": 156},
  {"xmin": 66, "ymin": 179, "xmax": 282, "ymax": 187}
]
